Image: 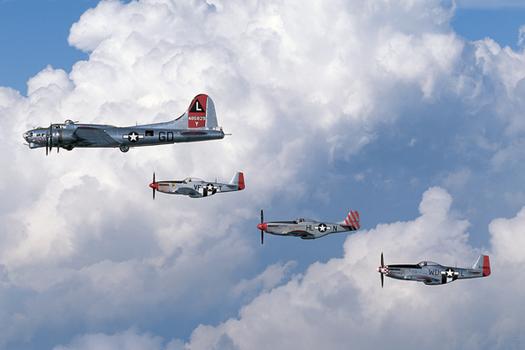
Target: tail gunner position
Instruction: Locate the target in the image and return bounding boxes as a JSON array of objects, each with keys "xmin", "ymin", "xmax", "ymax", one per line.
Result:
[{"xmin": 23, "ymin": 94, "xmax": 225, "ymax": 154}]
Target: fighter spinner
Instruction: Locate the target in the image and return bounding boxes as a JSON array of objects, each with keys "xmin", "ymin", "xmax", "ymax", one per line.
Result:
[
  {"xmin": 256, "ymin": 209, "xmax": 360, "ymax": 244},
  {"xmin": 377, "ymin": 253, "xmax": 491, "ymax": 287},
  {"xmin": 23, "ymin": 94, "xmax": 225, "ymax": 154},
  {"xmin": 149, "ymin": 172, "xmax": 245, "ymax": 199}
]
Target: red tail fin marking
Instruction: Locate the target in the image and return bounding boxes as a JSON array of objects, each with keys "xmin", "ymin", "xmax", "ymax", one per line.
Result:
[
  {"xmin": 344, "ymin": 210, "xmax": 360, "ymax": 229},
  {"xmin": 482, "ymin": 255, "xmax": 491, "ymax": 276},
  {"xmin": 238, "ymin": 172, "xmax": 245, "ymax": 190},
  {"xmin": 188, "ymin": 94, "xmax": 208, "ymax": 128}
]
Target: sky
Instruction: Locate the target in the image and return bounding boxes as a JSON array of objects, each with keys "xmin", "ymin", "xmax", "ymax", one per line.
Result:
[{"xmin": 1, "ymin": 0, "xmax": 525, "ymax": 349}]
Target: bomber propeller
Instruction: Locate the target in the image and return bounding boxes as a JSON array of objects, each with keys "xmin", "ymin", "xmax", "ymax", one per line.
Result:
[
  {"xmin": 46, "ymin": 124, "xmax": 60, "ymax": 155},
  {"xmin": 46, "ymin": 124, "xmax": 52, "ymax": 156}
]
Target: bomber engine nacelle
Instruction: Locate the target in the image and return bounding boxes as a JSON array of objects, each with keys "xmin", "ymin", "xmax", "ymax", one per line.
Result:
[
  {"xmin": 57, "ymin": 128, "xmax": 76, "ymax": 144},
  {"xmin": 49, "ymin": 127, "xmax": 76, "ymax": 147}
]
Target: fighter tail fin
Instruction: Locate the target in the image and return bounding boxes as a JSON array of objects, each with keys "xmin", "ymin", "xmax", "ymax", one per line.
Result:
[
  {"xmin": 229, "ymin": 172, "xmax": 245, "ymax": 190},
  {"xmin": 472, "ymin": 255, "xmax": 491, "ymax": 276},
  {"xmin": 172, "ymin": 94, "xmax": 219, "ymax": 129},
  {"xmin": 342, "ymin": 210, "xmax": 360, "ymax": 230}
]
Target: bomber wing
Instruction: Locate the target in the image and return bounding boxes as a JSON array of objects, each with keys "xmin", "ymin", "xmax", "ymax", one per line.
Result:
[{"xmin": 73, "ymin": 127, "xmax": 119, "ymax": 147}]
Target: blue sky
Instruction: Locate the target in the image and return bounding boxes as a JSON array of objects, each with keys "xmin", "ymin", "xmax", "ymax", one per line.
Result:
[
  {"xmin": 0, "ymin": 0, "xmax": 98, "ymax": 93},
  {"xmin": 2, "ymin": 1, "xmax": 525, "ymax": 349}
]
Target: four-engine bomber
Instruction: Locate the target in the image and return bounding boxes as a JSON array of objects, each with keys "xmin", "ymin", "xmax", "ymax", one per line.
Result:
[{"xmin": 23, "ymin": 94, "xmax": 224, "ymax": 154}]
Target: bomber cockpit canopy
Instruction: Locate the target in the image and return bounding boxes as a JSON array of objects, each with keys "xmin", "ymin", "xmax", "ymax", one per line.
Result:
[{"xmin": 418, "ymin": 261, "xmax": 439, "ymax": 267}]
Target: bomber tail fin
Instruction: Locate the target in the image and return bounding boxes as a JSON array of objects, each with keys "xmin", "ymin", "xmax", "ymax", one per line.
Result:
[
  {"xmin": 341, "ymin": 210, "xmax": 360, "ymax": 230},
  {"xmin": 171, "ymin": 94, "xmax": 219, "ymax": 129},
  {"xmin": 472, "ymin": 255, "xmax": 491, "ymax": 277},
  {"xmin": 229, "ymin": 172, "xmax": 245, "ymax": 190}
]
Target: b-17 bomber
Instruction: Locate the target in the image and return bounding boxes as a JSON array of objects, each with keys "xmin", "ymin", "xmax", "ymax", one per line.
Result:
[
  {"xmin": 23, "ymin": 94, "xmax": 225, "ymax": 154},
  {"xmin": 377, "ymin": 253, "xmax": 491, "ymax": 287},
  {"xmin": 149, "ymin": 172, "xmax": 245, "ymax": 199},
  {"xmin": 256, "ymin": 209, "xmax": 360, "ymax": 244}
]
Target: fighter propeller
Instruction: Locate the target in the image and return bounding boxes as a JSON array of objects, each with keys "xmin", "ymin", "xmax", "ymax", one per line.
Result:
[
  {"xmin": 259, "ymin": 209, "xmax": 264, "ymax": 245},
  {"xmin": 150, "ymin": 172, "xmax": 157, "ymax": 199},
  {"xmin": 380, "ymin": 252, "xmax": 385, "ymax": 288}
]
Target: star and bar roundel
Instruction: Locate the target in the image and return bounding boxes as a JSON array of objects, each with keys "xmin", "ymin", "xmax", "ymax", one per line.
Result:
[
  {"xmin": 440, "ymin": 268, "xmax": 459, "ymax": 284},
  {"xmin": 316, "ymin": 223, "xmax": 328, "ymax": 232},
  {"xmin": 122, "ymin": 131, "xmax": 144, "ymax": 143},
  {"xmin": 202, "ymin": 183, "xmax": 217, "ymax": 197}
]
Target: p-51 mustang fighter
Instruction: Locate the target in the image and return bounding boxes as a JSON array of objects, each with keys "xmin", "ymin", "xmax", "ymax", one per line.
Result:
[
  {"xmin": 23, "ymin": 94, "xmax": 225, "ymax": 154},
  {"xmin": 149, "ymin": 172, "xmax": 245, "ymax": 199},
  {"xmin": 256, "ymin": 209, "xmax": 360, "ymax": 244},
  {"xmin": 377, "ymin": 253, "xmax": 491, "ymax": 287}
]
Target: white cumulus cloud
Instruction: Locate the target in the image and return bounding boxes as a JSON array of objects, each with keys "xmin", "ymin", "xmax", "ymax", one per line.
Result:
[{"xmin": 0, "ymin": 0, "xmax": 525, "ymax": 348}]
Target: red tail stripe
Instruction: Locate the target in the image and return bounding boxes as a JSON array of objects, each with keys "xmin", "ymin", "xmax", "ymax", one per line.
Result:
[
  {"xmin": 342, "ymin": 210, "xmax": 361, "ymax": 229},
  {"xmin": 349, "ymin": 211, "xmax": 360, "ymax": 229}
]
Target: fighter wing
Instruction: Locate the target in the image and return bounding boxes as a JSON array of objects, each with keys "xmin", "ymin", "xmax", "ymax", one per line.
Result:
[
  {"xmin": 419, "ymin": 275, "xmax": 441, "ymax": 285},
  {"xmin": 171, "ymin": 185, "xmax": 201, "ymax": 197},
  {"xmin": 286, "ymin": 230, "xmax": 315, "ymax": 239},
  {"xmin": 73, "ymin": 127, "xmax": 119, "ymax": 147}
]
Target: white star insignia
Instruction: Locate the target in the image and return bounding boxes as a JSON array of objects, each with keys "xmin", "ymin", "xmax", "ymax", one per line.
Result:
[
  {"xmin": 129, "ymin": 132, "xmax": 139, "ymax": 142},
  {"xmin": 317, "ymin": 224, "xmax": 327, "ymax": 232}
]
